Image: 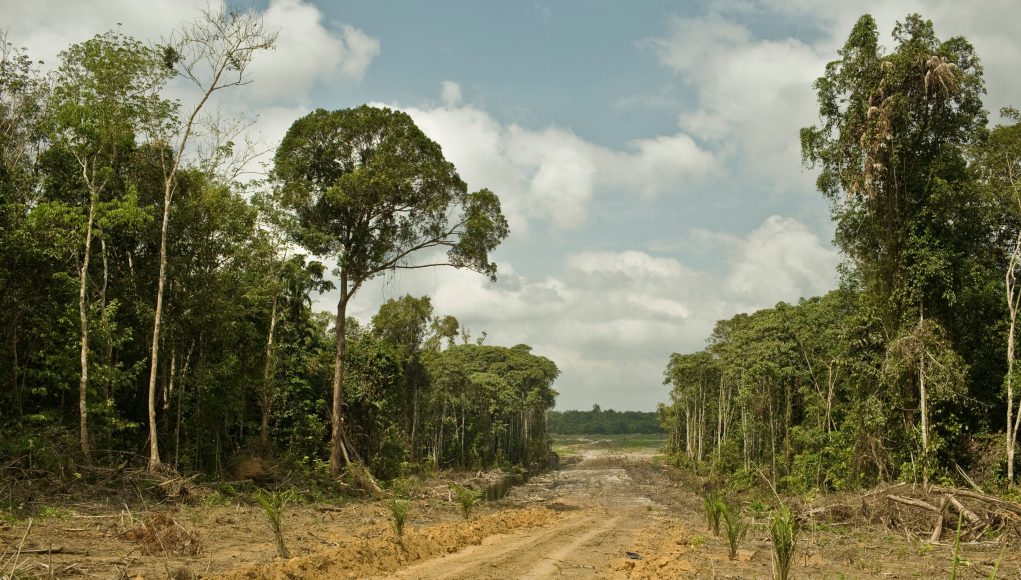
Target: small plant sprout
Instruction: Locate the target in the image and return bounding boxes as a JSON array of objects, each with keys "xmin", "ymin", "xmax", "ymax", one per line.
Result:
[
  {"xmin": 703, "ymin": 491, "xmax": 724, "ymax": 536},
  {"xmin": 253, "ymin": 488, "xmax": 295, "ymax": 559},
  {"xmin": 450, "ymin": 483, "xmax": 481, "ymax": 521},
  {"xmin": 770, "ymin": 504, "xmax": 798, "ymax": 580},
  {"xmin": 389, "ymin": 498, "xmax": 411, "ymax": 539},
  {"xmin": 950, "ymin": 512, "xmax": 964, "ymax": 580},
  {"xmin": 720, "ymin": 501, "xmax": 748, "ymax": 560}
]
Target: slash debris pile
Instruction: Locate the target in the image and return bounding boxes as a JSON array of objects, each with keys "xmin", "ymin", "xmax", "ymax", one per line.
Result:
[{"xmin": 807, "ymin": 483, "xmax": 1021, "ymax": 543}]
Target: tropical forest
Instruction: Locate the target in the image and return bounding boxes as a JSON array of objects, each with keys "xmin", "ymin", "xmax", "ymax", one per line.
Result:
[{"xmin": 1, "ymin": 3, "xmax": 1021, "ymax": 578}]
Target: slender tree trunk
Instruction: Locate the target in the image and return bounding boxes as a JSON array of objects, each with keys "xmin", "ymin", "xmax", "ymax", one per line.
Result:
[
  {"xmin": 919, "ymin": 307, "xmax": 929, "ymax": 486},
  {"xmin": 410, "ymin": 379, "xmax": 419, "ymax": 461},
  {"xmin": 145, "ymin": 180, "xmax": 175, "ymax": 472},
  {"xmin": 330, "ymin": 271, "xmax": 352, "ymax": 476},
  {"xmin": 684, "ymin": 400, "xmax": 692, "ymax": 458},
  {"xmin": 260, "ymin": 296, "xmax": 278, "ymax": 454},
  {"xmin": 826, "ymin": 361, "xmax": 836, "ymax": 433},
  {"xmin": 78, "ymin": 193, "xmax": 97, "ymax": 462},
  {"xmin": 164, "ymin": 349, "xmax": 176, "ymax": 413},
  {"xmin": 1005, "ymin": 233, "xmax": 1021, "ymax": 485}
]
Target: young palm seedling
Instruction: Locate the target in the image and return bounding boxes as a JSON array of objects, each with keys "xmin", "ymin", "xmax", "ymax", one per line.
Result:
[
  {"xmin": 450, "ymin": 483, "xmax": 481, "ymax": 521},
  {"xmin": 253, "ymin": 489, "xmax": 295, "ymax": 559},
  {"xmin": 769, "ymin": 504, "xmax": 798, "ymax": 580},
  {"xmin": 389, "ymin": 498, "xmax": 411, "ymax": 539},
  {"xmin": 703, "ymin": 491, "xmax": 724, "ymax": 536},
  {"xmin": 721, "ymin": 501, "xmax": 749, "ymax": 560}
]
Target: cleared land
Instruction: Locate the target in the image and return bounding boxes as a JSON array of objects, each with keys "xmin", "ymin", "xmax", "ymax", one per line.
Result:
[{"xmin": 2, "ymin": 436, "xmax": 1019, "ymax": 578}]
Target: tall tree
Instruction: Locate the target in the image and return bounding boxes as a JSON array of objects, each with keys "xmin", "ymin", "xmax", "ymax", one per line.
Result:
[
  {"xmin": 49, "ymin": 32, "xmax": 172, "ymax": 461},
  {"xmin": 273, "ymin": 105, "xmax": 509, "ymax": 476},
  {"xmin": 142, "ymin": 7, "xmax": 276, "ymax": 472},
  {"xmin": 801, "ymin": 14, "xmax": 986, "ymax": 473}
]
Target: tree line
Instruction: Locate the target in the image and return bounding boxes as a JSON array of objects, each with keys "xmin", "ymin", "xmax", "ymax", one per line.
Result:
[
  {"xmin": 660, "ymin": 14, "xmax": 1021, "ymax": 492},
  {"xmin": 548, "ymin": 406, "xmax": 664, "ymax": 435},
  {"xmin": 0, "ymin": 8, "xmax": 558, "ymax": 481}
]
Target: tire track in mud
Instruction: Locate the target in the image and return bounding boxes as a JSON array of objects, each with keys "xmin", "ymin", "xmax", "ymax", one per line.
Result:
[
  {"xmin": 385, "ymin": 453, "xmax": 659, "ymax": 579},
  {"xmin": 385, "ymin": 509, "xmax": 641, "ymax": 579}
]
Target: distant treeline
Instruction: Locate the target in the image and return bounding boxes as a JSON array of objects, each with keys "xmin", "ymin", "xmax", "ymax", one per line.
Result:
[{"xmin": 548, "ymin": 406, "xmax": 665, "ymax": 435}]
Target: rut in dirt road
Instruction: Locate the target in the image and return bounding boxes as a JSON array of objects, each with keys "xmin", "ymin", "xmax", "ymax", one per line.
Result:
[{"xmin": 382, "ymin": 453, "xmax": 661, "ymax": 579}]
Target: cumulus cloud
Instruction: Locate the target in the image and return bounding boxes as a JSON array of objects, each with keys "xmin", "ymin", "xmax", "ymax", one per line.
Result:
[
  {"xmin": 441, "ymin": 81, "xmax": 463, "ymax": 106},
  {"xmin": 248, "ymin": 0, "xmax": 379, "ymax": 104},
  {"xmin": 4, "ymin": 0, "xmax": 379, "ymax": 176},
  {"xmin": 390, "ymin": 88, "xmax": 717, "ymax": 232},
  {"xmin": 645, "ymin": 0, "xmax": 1021, "ymax": 200},
  {"xmin": 649, "ymin": 13, "xmax": 825, "ymax": 191},
  {"xmin": 332, "ymin": 215, "xmax": 838, "ymax": 410}
]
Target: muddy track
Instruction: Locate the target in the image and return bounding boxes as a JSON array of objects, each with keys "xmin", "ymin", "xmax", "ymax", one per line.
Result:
[
  {"xmin": 386, "ymin": 510, "xmax": 635, "ymax": 579},
  {"xmin": 382, "ymin": 452, "xmax": 661, "ymax": 579}
]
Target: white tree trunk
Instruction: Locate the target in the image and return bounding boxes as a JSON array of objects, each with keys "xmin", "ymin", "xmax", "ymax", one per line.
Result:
[{"xmin": 78, "ymin": 193, "xmax": 97, "ymax": 461}]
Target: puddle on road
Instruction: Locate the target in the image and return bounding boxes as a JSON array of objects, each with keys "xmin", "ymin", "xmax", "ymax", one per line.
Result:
[{"xmin": 484, "ymin": 472, "xmax": 529, "ymax": 501}]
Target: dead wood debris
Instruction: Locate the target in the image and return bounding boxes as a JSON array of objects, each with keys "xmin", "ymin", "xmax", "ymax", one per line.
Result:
[
  {"xmin": 120, "ymin": 510, "xmax": 201, "ymax": 556},
  {"xmin": 807, "ymin": 483, "xmax": 1021, "ymax": 544}
]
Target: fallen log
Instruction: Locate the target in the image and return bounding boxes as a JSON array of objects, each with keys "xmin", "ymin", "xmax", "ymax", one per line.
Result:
[
  {"xmin": 887, "ymin": 495, "xmax": 939, "ymax": 512},
  {"xmin": 930, "ymin": 486, "xmax": 1021, "ymax": 519},
  {"xmin": 946, "ymin": 496, "xmax": 983, "ymax": 527},
  {"xmin": 930, "ymin": 496, "xmax": 949, "ymax": 543}
]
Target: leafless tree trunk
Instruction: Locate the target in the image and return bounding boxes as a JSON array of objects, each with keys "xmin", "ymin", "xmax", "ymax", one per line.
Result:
[
  {"xmin": 330, "ymin": 269, "xmax": 354, "ymax": 474},
  {"xmin": 1006, "ymin": 232, "xmax": 1021, "ymax": 484},
  {"xmin": 919, "ymin": 307, "xmax": 929, "ymax": 486},
  {"xmin": 260, "ymin": 296, "xmax": 278, "ymax": 453},
  {"xmin": 77, "ymin": 193, "xmax": 97, "ymax": 462}
]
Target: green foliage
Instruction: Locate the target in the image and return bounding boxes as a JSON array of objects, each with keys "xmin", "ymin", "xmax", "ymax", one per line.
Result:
[
  {"xmin": 769, "ymin": 505, "xmax": 798, "ymax": 580},
  {"xmin": 662, "ymin": 40, "xmax": 1021, "ymax": 489},
  {"xmin": 548, "ymin": 408, "xmax": 665, "ymax": 435},
  {"xmin": 0, "ymin": 19, "xmax": 549, "ymax": 486},
  {"xmin": 720, "ymin": 500, "xmax": 748, "ymax": 560},
  {"xmin": 253, "ymin": 489, "xmax": 295, "ymax": 559},
  {"xmin": 702, "ymin": 491, "xmax": 724, "ymax": 536},
  {"xmin": 388, "ymin": 498, "xmax": 411, "ymax": 538},
  {"xmin": 450, "ymin": 483, "xmax": 481, "ymax": 521}
]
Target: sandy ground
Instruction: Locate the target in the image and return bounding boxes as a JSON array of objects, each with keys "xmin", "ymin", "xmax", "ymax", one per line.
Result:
[{"xmin": 3, "ymin": 443, "xmax": 1021, "ymax": 578}]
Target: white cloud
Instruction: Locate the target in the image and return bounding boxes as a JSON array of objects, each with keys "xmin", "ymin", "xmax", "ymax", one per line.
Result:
[
  {"xmin": 4, "ymin": 0, "xmax": 379, "ymax": 177},
  {"xmin": 441, "ymin": 81, "xmax": 463, "ymax": 106},
  {"xmin": 249, "ymin": 1, "xmax": 379, "ymax": 104},
  {"xmin": 649, "ymin": 13, "xmax": 825, "ymax": 191},
  {"xmin": 328, "ymin": 215, "xmax": 838, "ymax": 410},
  {"xmin": 390, "ymin": 88, "xmax": 718, "ymax": 232},
  {"xmin": 725, "ymin": 215, "xmax": 840, "ymax": 311},
  {"xmin": 645, "ymin": 0, "xmax": 1021, "ymax": 202}
]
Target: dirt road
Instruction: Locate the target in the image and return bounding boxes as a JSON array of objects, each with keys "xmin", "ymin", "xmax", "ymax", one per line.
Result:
[{"xmin": 385, "ymin": 452, "xmax": 657, "ymax": 579}]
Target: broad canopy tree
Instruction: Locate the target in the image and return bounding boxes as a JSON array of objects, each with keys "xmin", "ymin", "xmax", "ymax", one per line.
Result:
[{"xmin": 273, "ymin": 105, "xmax": 509, "ymax": 475}]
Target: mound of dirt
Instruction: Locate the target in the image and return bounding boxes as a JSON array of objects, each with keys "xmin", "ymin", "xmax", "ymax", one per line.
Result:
[
  {"xmin": 614, "ymin": 517, "xmax": 694, "ymax": 579},
  {"xmin": 214, "ymin": 507, "xmax": 561, "ymax": 579}
]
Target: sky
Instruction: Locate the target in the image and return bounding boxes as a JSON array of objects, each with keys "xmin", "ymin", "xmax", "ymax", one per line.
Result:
[{"xmin": 6, "ymin": 0, "xmax": 1021, "ymax": 411}]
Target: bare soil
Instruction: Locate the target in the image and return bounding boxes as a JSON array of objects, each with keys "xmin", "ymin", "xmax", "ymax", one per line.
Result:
[{"xmin": 3, "ymin": 443, "xmax": 1020, "ymax": 578}]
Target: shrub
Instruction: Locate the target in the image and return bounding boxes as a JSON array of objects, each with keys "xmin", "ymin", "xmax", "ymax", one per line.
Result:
[{"xmin": 702, "ymin": 491, "xmax": 723, "ymax": 536}]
